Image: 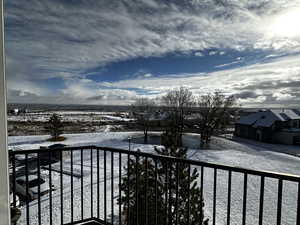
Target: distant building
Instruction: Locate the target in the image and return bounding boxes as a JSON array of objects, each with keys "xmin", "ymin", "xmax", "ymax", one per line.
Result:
[
  {"xmin": 13, "ymin": 108, "xmax": 19, "ymax": 115},
  {"xmin": 235, "ymin": 109, "xmax": 300, "ymax": 145},
  {"xmin": 8, "ymin": 107, "xmax": 28, "ymax": 115}
]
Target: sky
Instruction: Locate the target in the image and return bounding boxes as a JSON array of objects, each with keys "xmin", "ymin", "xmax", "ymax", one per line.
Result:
[{"xmin": 4, "ymin": 0, "xmax": 300, "ymax": 107}]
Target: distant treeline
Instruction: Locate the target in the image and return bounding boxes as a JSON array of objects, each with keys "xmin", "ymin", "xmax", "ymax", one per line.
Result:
[{"xmin": 8, "ymin": 103, "xmax": 296, "ymax": 114}]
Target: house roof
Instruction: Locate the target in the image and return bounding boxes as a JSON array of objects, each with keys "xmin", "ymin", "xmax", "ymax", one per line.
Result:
[{"xmin": 237, "ymin": 109, "xmax": 300, "ymax": 128}]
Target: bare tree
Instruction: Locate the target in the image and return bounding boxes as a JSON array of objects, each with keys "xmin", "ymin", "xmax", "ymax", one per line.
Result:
[
  {"xmin": 161, "ymin": 87, "xmax": 195, "ymax": 147},
  {"xmin": 196, "ymin": 91, "xmax": 236, "ymax": 146},
  {"xmin": 131, "ymin": 98, "xmax": 156, "ymax": 144}
]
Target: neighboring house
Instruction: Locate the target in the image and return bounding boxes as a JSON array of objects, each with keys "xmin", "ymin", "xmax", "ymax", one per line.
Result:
[
  {"xmin": 235, "ymin": 109, "xmax": 300, "ymax": 145},
  {"xmin": 132, "ymin": 110, "xmax": 171, "ymax": 128}
]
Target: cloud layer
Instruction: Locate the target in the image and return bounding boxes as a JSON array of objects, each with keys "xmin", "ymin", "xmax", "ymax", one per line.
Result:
[{"xmin": 5, "ymin": 0, "xmax": 300, "ymax": 106}]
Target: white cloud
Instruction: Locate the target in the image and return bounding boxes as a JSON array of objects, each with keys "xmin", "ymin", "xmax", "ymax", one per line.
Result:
[
  {"xmin": 194, "ymin": 52, "xmax": 204, "ymax": 57},
  {"xmin": 6, "ymin": 0, "xmax": 300, "ymax": 82},
  {"xmin": 8, "ymin": 53, "xmax": 300, "ymax": 106},
  {"xmin": 272, "ymin": 92, "xmax": 295, "ymax": 101},
  {"xmin": 5, "ymin": 0, "xmax": 300, "ymax": 106},
  {"xmin": 92, "ymin": 54, "xmax": 300, "ymax": 107},
  {"xmin": 239, "ymin": 96, "xmax": 267, "ymax": 104},
  {"xmin": 143, "ymin": 73, "xmax": 153, "ymax": 78},
  {"xmin": 215, "ymin": 60, "xmax": 241, "ymax": 68},
  {"xmin": 209, "ymin": 51, "xmax": 218, "ymax": 56}
]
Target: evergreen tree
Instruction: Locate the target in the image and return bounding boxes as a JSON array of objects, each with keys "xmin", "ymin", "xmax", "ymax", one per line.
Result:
[
  {"xmin": 46, "ymin": 113, "xmax": 64, "ymax": 140},
  {"xmin": 119, "ymin": 146, "xmax": 208, "ymax": 225}
]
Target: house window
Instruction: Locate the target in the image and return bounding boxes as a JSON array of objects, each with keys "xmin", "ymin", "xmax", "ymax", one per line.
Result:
[{"xmin": 293, "ymin": 121, "xmax": 298, "ymax": 128}]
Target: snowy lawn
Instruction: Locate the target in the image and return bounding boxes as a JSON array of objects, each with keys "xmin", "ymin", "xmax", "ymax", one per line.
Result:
[
  {"xmin": 9, "ymin": 132, "xmax": 300, "ymax": 225},
  {"xmin": 8, "ymin": 112, "xmax": 133, "ymax": 123}
]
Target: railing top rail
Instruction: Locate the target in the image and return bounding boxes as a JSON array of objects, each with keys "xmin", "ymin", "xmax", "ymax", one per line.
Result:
[
  {"xmin": 9, "ymin": 145, "xmax": 94, "ymax": 154},
  {"xmin": 9, "ymin": 145, "xmax": 300, "ymax": 182}
]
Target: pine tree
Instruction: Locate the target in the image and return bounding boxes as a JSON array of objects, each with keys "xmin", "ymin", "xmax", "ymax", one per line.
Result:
[
  {"xmin": 119, "ymin": 147, "xmax": 208, "ymax": 225},
  {"xmin": 46, "ymin": 113, "xmax": 64, "ymax": 141}
]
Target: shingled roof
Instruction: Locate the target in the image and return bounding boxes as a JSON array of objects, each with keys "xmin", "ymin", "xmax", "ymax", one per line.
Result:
[{"xmin": 237, "ymin": 109, "xmax": 300, "ymax": 128}]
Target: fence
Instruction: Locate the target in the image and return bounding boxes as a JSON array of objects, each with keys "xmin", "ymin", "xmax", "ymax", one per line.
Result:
[{"xmin": 9, "ymin": 146, "xmax": 300, "ymax": 225}]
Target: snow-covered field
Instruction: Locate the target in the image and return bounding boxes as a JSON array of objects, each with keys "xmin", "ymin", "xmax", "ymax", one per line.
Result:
[
  {"xmin": 9, "ymin": 132, "xmax": 300, "ymax": 225},
  {"xmin": 8, "ymin": 111, "xmax": 134, "ymax": 123}
]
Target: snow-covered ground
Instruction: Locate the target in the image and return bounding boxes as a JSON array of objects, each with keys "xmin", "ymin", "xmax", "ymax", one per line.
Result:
[
  {"xmin": 9, "ymin": 132, "xmax": 300, "ymax": 225},
  {"xmin": 8, "ymin": 111, "xmax": 134, "ymax": 123}
]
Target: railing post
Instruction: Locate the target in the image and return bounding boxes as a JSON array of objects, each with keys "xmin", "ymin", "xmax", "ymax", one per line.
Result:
[
  {"xmin": 297, "ymin": 181, "xmax": 300, "ymax": 225},
  {"xmin": 0, "ymin": 0, "xmax": 10, "ymax": 222}
]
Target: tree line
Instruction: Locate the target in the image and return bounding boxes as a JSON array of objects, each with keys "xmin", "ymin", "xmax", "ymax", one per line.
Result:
[
  {"xmin": 131, "ymin": 87, "xmax": 237, "ymax": 147},
  {"xmin": 121, "ymin": 87, "xmax": 237, "ymax": 225}
]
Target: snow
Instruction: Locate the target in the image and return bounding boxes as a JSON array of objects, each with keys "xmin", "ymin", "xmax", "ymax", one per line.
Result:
[
  {"xmin": 101, "ymin": 115, "xmax": 134, "ymax": 122},
  {"xmin": 27, "ymin": 111, "xmax": 116, "ymax": 115},
  {"xmin": 8, "ymin": 111, "xmax": 133, "ymax": 123},
  {"xmin": 229, "ymin": 136, "xmax": 300, "ymax": 157},
  {"xmin": 237, "ymin": 109, "xmax": 300, "ymax": 128},
  {"xmin": 237, "ymin": 110, "xmax": 280, "ymax": 127},
  {"xmin": 271, "ymin": 109, "xmax": 300, "ymax": 120},
  {"xmin": 9, "ymin": 132, "xmax": 300, "ymax": 225}
]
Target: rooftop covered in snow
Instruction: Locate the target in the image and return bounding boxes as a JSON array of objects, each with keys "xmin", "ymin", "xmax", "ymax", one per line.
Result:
[{"xmin": 237, "ymin": 109, "xmax": 300, "ymax": 128}]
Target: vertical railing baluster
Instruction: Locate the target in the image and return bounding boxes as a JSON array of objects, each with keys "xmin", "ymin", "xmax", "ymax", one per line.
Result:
[
  {"xmin": 91, "ymin": 148, "xmax": 93, "ymax": 218},
  {"xmin": 259, "ymin": 176, "xmax": 265, "ymax": 225},
  {"xmin": 227, "ymin": 170, "xmax": 232, "ymax": 225},
  {"xmin": 49, "ymin": 151, "xmax": 52, "ymax": 225},
  {"xmin": 155, "ymin": 159, "xmax": 158, "ymax": 225},
  {"xmin": 127, "ymin": 153, "xmax": 130, "ymax": 225},
  {"xmin": 277, "ymin": 179, "xmax": 283, "ymax": 225},
  {"xmin": 97, "ymin": 149, "xmax": 100, "ymax": 219},
  {"xmin": 200, "ymin": 166, "xmax": 204, "ymax": 222},
  {"xmin": 187, "ymin": 164, "xmax": 191, "ymax": 225},
  {"xmin": 37, "ymin": 152, "xmax": 41, "ymax": 225},
  {"xmin": 175, "ymin": 161, "xmax": 179, "ymax": 225},
  {"xmin": 168, "ymin": 161, "xmax": 172, "ymax": 224},
  {"xmin": 81, "ymin": 148, "xmax": 84, "ymax": 220},
  {"xmin": 213, "ymin": 168, "xmax": 217, "ymax": 225},
  {"xmin": 11, "ymin": 148, "xmax": 300, "ymax": 225},
  {"xmin": 297, "ymin": 181, "xmax": 300, "ymax": 225},
  {"xmin": 145, "ymin": 157, "xmax": 148, "ymax": 225},
  {"xmin": 12, "ymin": 154, "xmax": 16, "ymax": 207},
  {"xmin": 71, "ymin": 149, "xmax": 74, "ymax": 223},
  {"xmin": 165, "ymin": 160, "xmax": 168, "ymax": 225},
  {"xmin": 119, "ymin": 152, "xmax": 122, "ymax": 225},
  {"xmin": 104, "ymin": 150, "xmax": 107, "ymax": 224},
  {"xmin": 60, "ymin": 151, "xmax": 64, "ymax": 225},
  {"xmin": 112, "ymin": 152, "xmax": 114, "ymax": 224},
  {"xmin": 25, "ymin": 154, "xmax": 29, "ymax": 225},
  {"xmin": 242, "ymin": 173, "xmax": 248, "ymax": 225},
  {"xmin": 135, "ymin": 155, "xmax": 139, "ymax": 225}
]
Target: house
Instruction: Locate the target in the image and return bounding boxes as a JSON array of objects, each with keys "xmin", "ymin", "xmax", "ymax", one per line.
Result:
[{"xmin": 235, "ymin": 109, "xmax": 300, "ymax": 145}]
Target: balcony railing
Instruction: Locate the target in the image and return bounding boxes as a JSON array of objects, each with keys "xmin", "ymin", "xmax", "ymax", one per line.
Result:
[{"xmin": 9, "ymin": 146, "xmax": 300, "ymax": 225}]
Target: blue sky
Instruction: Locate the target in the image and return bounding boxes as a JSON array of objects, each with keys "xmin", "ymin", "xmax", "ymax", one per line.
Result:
[{"xmin": 4, "ymin": 0, "xmax": 300, "ymax": 107}]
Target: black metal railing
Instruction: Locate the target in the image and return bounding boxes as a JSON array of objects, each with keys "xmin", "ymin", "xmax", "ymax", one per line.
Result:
[{"xmin": 9, "ymin": 146, "xmax": 300, "ymax": 225}]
